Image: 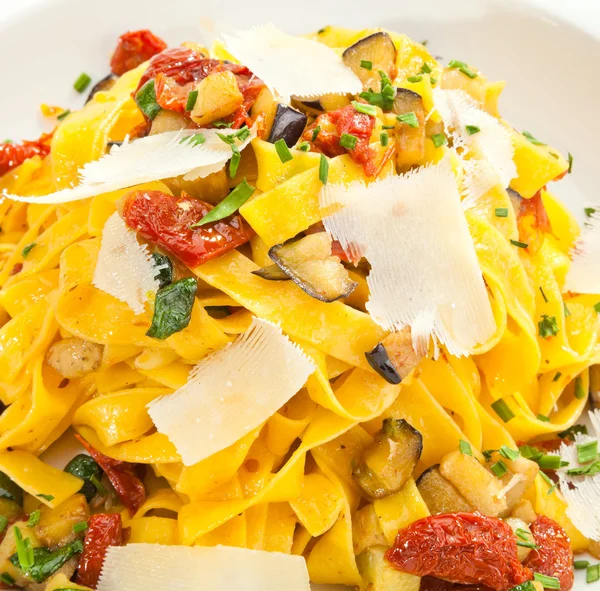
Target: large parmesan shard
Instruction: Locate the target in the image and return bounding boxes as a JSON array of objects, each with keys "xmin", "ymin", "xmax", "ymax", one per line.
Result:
[
  {"xmin": 222, "ymin": 23, "xmax": 362, "ymax": 99},
  {"xmin": 97, "ymin": 544, "xmax": 311, "ymax": 591},
  {"xmin": 320, "ymin": 160, "xmax": 495, "ymax": 357},
  {"xmin": 147, "ymin": 317, "xmax": 315, "ymax": 466},
  {"xmin": 556, "ymin": 409, "xmax": 600, "ymax": 541},
  {"xmin": 92, "ymin": 212, "xmax": 160, "ymax": 315},
  {"xmin": 433, "ymin": 88, "xmax": 516, "ymax": 204},
  {"xmin": 2, "ymin": 126, "xmax": 256, "ymax": 204},
  {"xmin": 565, "ymin": 211, "xmax": 600, "ymax": 294}
]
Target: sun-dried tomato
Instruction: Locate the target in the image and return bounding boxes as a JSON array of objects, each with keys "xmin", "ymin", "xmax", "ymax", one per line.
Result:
[
  {"xmin": 136, "ymin": 47, "xmax": 264, "ymax": 116},
  {"xmin": 508, "ymin": 188, "xmax": 552, "ymax": 254},
  {"xmin": 523, "ymin": 515, "xmax": 574, "ymax": 591},
  {"xmin": 420, "ymin": 577, "xmax": 494, "ymax": 591},
  {"xmin": 122, "ymin": 190, "xmax": 254, "ymax": 268},
  {"xmin": 110, "ymin": 29, "xmax": 167, "ymax": 76},
  {"xmin": 386, "ymin": 513, "xmax": 533, "ymax": 591},
  {"xmin": 0, "ymin": 133, "xmax": 52, "ymax": 177},
  {"xmin": 76, "ymin": 513, "xmax": 123, "ymax": 589},
  {"xmin": 75, "ymin": 434, "xmax": 145, "ymax": 516},
  {"xmin": 303, "ymin": 104, "xmax": 376, "ymax": 176}
]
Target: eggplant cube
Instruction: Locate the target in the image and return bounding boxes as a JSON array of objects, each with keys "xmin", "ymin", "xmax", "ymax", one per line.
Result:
[
  {"xmin": 342, "ymin": 32, "xmax": 398, "ymax": 89},
  {"xmin": 416, "ymin": 465, "xmax": 473, "ymax": 514},
  {"xmin": 267, "ymin": 104, "xmax": 308, "ymax": 148}
]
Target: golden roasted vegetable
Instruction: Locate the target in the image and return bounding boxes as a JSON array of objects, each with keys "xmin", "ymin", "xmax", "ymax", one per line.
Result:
[
  {"xmin": 0, "ymin": 497, "xmax": 22, "ymax": 521},
  {"xmin": 190, "ymin": 70, "xmax": 244, "ymax": 126},
  {"xmin": 487, "ymin": 450, "xmax": 539, "ymax": 513},
  {"xmin": 353, "ymin": 504, "xmax": 387, "ymax": 555},
  {"xmin": 590, "ymin": 364, "xmax": 600, "ymax": 409},
  {"xmin": 392, "ymin": 89, "xmax": 426, "ymax": 167},
  {"xmin": 366, "ymin": 328, "xmax": 423, "ymax": 385},
  {"xmin": 510, "ymin": 499, "xmax": 537, "ymax": 524},
  {"xmin": 342, "ymin": 32, "xmax": 398, "ymax": 89},
  {"xmin": 47, "ymin": 338, "xmax": 103, "ymax": 379},
  {"xmin": 416, "ymin": 465, "xmax": 473, "ymax": 514},
  {"xmin": 504, "ymin": 517, "xmax": 535, "ymax": 562},
  {"xmin": 439, "ymin": 449, "xmax": 507, "ymax": 517},
  {"xmin": 34, "ymin": 493, "xmax": 89, "ymax": 548},
  {"xmin": 357, "ymin": 546, "xmax": 421, "ymax": 591},
  {"xmin": 0, "ymin": 520, "xmax": 40, "ymax": 587},
  {"xmin": 353, "ymin": 419, "xmax": 423, "ymax": 500},
  {"xmin": 149, "ymin": 110, "xmax": 190, "ymax": 135},
  {"xmin": 590, "ymin": 539, "xmax": 600, "ymax": 560},
  {"xmin": 163, "ymin": 169, "xmax": 230, "ymax": 204}
]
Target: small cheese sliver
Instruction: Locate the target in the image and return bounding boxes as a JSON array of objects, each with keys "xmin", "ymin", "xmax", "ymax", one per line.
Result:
[
  {"xmin": 320, "ymin": 159, "xmax": 496, "ymax": 357},
  {"xmin": 92, "ymin": 212, "xmax": 160, "ymax": 315},
  {"xmin": 97, "ymin": 544, "xmax": 311, "ymax": 591},
  {"xmin": 565, "ymin": 210, "xmax": 600, "ymax": 294},
  {"xmin": 222, "ymin": 23, "xmax": 362, "ymax": 99},
  {"xmin": 147, "ymin": 317, "xmax": 315, "ymax": 466},
  {"xmin": 2, "ymin": 126, "xmax": 256, "ymax": 205}
]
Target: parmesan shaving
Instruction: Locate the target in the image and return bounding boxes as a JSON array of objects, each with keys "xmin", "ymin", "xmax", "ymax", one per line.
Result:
[
  {"xmin": 2, "ymin": 126, "xmax": 256, "ymax": 204},
  {"xmin": 97, "ymin": 544, "xmax": 311, "ymax": 591},
  {"xmin": 222, "ymin": 23, "xmax": 362, "ymax": 99},
  {"xmin": 320, "ymin": 159, "xmax": 496, "ymax": 357},
  {"xmin": 557, "ymin": 409, "xmax": 600, "ymax": 541},
  {"xmin": 147, "ymin": 317, "xmax": 315, "ymax": 466},
  {"xmin": 564, "ymin": 210, "xmax": 600, "ymax": 294},
  {"xmin": 92, "ymin": 213, "xmax": 160, "ymax": 315},
  {"xmin": 495, "ymin": 473, "xmax": 526, "ymax": 500}
]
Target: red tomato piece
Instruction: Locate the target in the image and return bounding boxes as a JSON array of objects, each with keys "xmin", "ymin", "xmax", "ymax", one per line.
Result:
[
  {"xmin": 110, "ymin": 29, "xmax": 168, "ymax": 76},
  {"xmin": 523, "ymin": 516, "xmax": 574, "ymax": 591},
  {"xmin": 509, "ymin": 188, "xmax": 552, "ymax": 254},
  {"xmin": 122, "ymin": 190, "xmax": 254, "ymax": 268},
  {"xmin": 76, "ymin": 513, "xmax": 123, "ymax": 589},
  {"xmin": 75, "ymin": 434, "xmax": 145, "ymax": 516},
  {"xmin": 386, "ymin": 513, "xmax": 533, "ymax": 591},
  {"xmin": 0, "ymin": 133, "xmax": 52, "ymax": 177}
]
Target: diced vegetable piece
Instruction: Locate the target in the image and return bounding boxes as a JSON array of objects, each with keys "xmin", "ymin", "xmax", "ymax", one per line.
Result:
[
  {"xmin": 342, "ymin": 32, "xmax": 398, "ymax": 89},
  {"xmin": 416, "ymin": 465, "xmax": 473, "ymax": 514},
  {"xmin": 85, "ymin": 73, "xmax": 116, "ymax": 104},
  {"xmin": 590, "ymin": 365, "xmax": 600, "ymax": 409},
  {"xmin": 365, "ymin": 344, "xmax": 401, "ymax": 385},
  {"xmin": 392, "ymin": 88, "xmax": 426, "ymax": 167},
  {"xmin": 353, "ymin": 419, "xmax": 423, "ymax": 500},
  {"xmin": 381, "ymin": 328, "xmax": 423, "ymax": 379},
  {"xmin": 163, "ymin": 169, "xmax": 230, "ymax": 204},
  {"xmin": 510, "ymin": 499, "xmax": 537, "ymax": 524},
  {"xmin": 268, "ymin": 233, "xmax": 357, "ymax": 303},
  {"xmin": 505, "ymin": 517, "xmax": 535, "ymax": 562},
  {"xmin": 190, "ymin": 70, "xmax": 244, "ymax": 126},
  {"xmin": 357, "ymin": 545, "xmax": 421, "ymax": 591},
  {"xmin": 267, "ymin": 104, "xmax": 307, "ymax": 148},
  {"xmin": 0, "ymin": 521, "xmax": 38, "ymax": 587},
  {"xmin": 589, "ymin": 539, "xmax": 600, "ymax": 560},
  {"xmin": 352, "ymin": 504, "xmax": 387, "ymax": 555},
  {"xmin": 33, "ymin": 494, "xmax": 89, "ymax": 548},
  {"xmin": 439, "ymin": 449, "xmax": 508, "ymax": 517},
  {"xmin": 250, "ymin": 87, "xmax": 280, "ymax": 136},
  {"xmin": 0, "ymin": 498, "xmax": 22, "ymax": 522},
  {"xmin": 0, "ymin": 472, "xmax": 23, "ymax": 505},
  {"xmin": 46, "ymin": 338, "xmax": 103, "ymax": 379},
  {"xmin": 487, "ymin": 451, "xmax": 539, "ymax": 513},
  {"xmin": 64, "ymin": 454, "xmax": 102, "ymax": 503},
  {"xmin": 10, "ymin": 539, "xmax": 83, "ymax": 583},
  {"xmin": 146, "ymin": 277, "xmax": 197, "ymax": 339},
  {"xmin": 251, "ymin": 264, "xmax": 291, "ymax": 281},
  {"xmin": 149, "ymin": 110, "xmax": 191, "ymax": 135}
]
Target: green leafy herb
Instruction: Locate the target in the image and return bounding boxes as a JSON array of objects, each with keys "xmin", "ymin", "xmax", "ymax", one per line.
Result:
[
  {"xmin": 185, "ymin": 90, "xmax": 198, "ymax": 112},
  {"xmin": 499, "ymin": 445, "xmax": 520, "ymax": 461},
  {"xmin": 420, "ymin": 63, "xmax": 432, "ymax": 74},
  {"xmin": 594, "ymin": 301, "xmax": 600, "ymax": 313},
  {"xmin": 558, "ymin": 424, "xmax": 588, "ymax": 440},
  {"xmin": 567, "ymin": 152, "xmax": 573, "ymax": 174},
  {"xmin": 317, "ymin": 27, "xmax": 328, "ymax": 35},
  {"xmin": 563, "ymin": 302, "xmax": 571, "ymax": 317},
  {"xmin": 495, "ymin": 208, "xmax": 509, "ymax": 218},
  {"xmin": 573, "ymin": 375, "xmax": 586, "ymax": 400},
  {"xmin": 491, "ymin": 460, "xmax": 508, "ymax": 478},
  {"xmin": 430, "ymin": 76, "xmax": 438, "ymax": 85},
  {"xmin": 537, "ymin": 454, "xmax": 568, "ymax": 470},
  {"xmin": 382, "ymin": 124, "xmax": 395, "ymax": 130},
  {"xmin": 319, "ymin": 154, "xmax": 329, "ymax": 185},
  {"xmin": 519, "ymin": 445, "xmax": 543, "ymax": 461},
  {"xmin": 352, "ymin": 101, "xmax": 377, "ymax": 116},
  {"xmin": 359, "ymin": 70, "xmax": 395, "ymax": 110},
  {"xmin": 508, "ymin": 582, "xmax": 536, "ymax": 591},
  {"xmin": 587, "ymin": 564, "xmax": 600, "ymax": 583},
  {"xmin": 340, "ymin": 133, "xmax": 358, "ymax": 150},
  {"xmin": 516, "ymin": 528, "xmax": 532, "ymax": 540},
  {"xmin": 3, "ymin": 139, "xmax": 12, "ymax": 144},
  {"xmin": 585, "ymin": 207, "xmax": 596, "ymax": 218},
  {"xmin": 380, "ymin": 132, "xmax": 389, "ymax": 147},
  {"xmin": 539, "ymin": 471, "xmax": 558, "ymax": 495},
  {"xmin": 448, "ymin": 59, "xmax": 478, "ymax": 79},
  {"xmin": 134, "ymin": 80, "xmax": 162, "ymax": 120},
  {"xmin": 21, "ymin": 242, "xmax": 36, "ymax": 258},
  {"xmin": 311, "ymin": 125, "xmax": 321, "ymax": 142},
  {"xmin": 27, "ymin": 510, "xmax": 41, "ymax": 528},
  {"xmin": 89, "ymin": 474, "xmax": 107, "ymax": 495},
  {"xmin": 407, "ymin": 75, "xmax": 423, "ymax": 83},
  {"xmin": 482, "ymin": 449, "xmax": 496, "ymax": 462},
  {"xmin": 191, "ymin": 179, "xmax": 255, "ymax": 227},
  {"xmin": 538, "ymin": 315, "xmax": 559, "ymax": 338},
  {"xmin": 466, "ymin": 125, "xmax": 480, "ymax": 135},
  {"xmin": 10, "ymin": 539, "xmax": 83, "ymax": 583},
  {"xmin": 73, "ymin": 73, "xmax": 92, "ymax": 93},
  {"xmin": 510, "ymin": 239, "xmax": 528, "ymax": 249},
  {"xmin": 397, "ymin": 112, "xmax": 419, "ymax": 128},
  {"xmin": 577, "ymin": 440, "xmax": 598, "ymax": 464},
  {"xmin": 360, "ymin": 60, "xmax": 373, "ymax": 70},
  {"xmin": 459, "ymin": 440, "xmax": 472, "ymax": 456},
  {"xmin": 229, "ymin": 144, "xmax": 241, "ymax": 177},
  {"xmin": 298, "ymin": 141, "xmax": 311, "ymax": 152},
  {"xmin": 216, "ymin": 126, "xmax": 251, "ymax": 145},
  {"xmin": 0, "ymin": 573, "xmax": 15, "ymax": 586},
  {"xmin": 57, "ymin": 110, "xmax": 71, "ymax": 121},
  {"xmin": 574, "ymin": 560, "xmax": 590, "ymax": 570},
  {"xmin": 274, "ymin": 138, "xmax": 293, "ymax": 163},
  {"xmin": 0, "ymin": 516, "xmax": 7, "ymax": 533},
  {"xmin": 146, "ymin": 278, "xmax": 197, "ymax": 340},
  {"xmin": 567, "ymin": 460, "xmax": 600, "ymax": 477},
  {"xmin": 537, "ymin": 414, "xmax": 550, "ymax": 422},
  {"xmin": 213, "ymin": 121, "xmax": 234, "ymax": 128},
  {"xmin": 14, "ymin": 527, "xmax": 34, "ymax": 570},
  {"xmin": 491, "ymin": 398, "xmax": 515, "ymax": 423},
  {"xmin": 517, "ymin": 539, "xmax": 539, "ymax": 550},
  {"xmin": 534, "ymin": 573, "xmax": 560, "ymax": 590},
  {"xmin": 64, "ymin": 454, "xmax": 102, "ymax": 502},
  {"xmin": 539, "ymin": 286, "xmax": 548, "ymax": 303},
  {"xmin": 72, "ymin": 521, "xmax": 88, "ymax": 534},
  {"xmin": 37, "ymin": 494, "xmax": 54, "ymax": 502},
  {"xmin": 179, "ymin": 133, "xmax": 206, "ymax": 146},
  {"xmin": 151, "ymin": 253, "xmax": 173, "ymax": 289},
  {"xmin": 553, "ymin": 372, "xmax": 562, "ymax": 382},
  {"xmin": 432, "ymin": 133, "xmax": 447, "ymax": 148},
  {"xmin": 522, "ymin": 131, "xmax": 546, "ymax": 146}
]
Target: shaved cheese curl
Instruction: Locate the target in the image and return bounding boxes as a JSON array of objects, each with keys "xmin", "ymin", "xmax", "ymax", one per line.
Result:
[
  {"xmin": 2, "ymin": 126, "xmax": 256, "ymax": 204},
  {"xmin": 148, "ymin": 317, "xmax": 315, "ymax": 466},
  {"xmin": 320, "ymin": 160, "xmax": 495, "ymax": 357},
  {"xmin": 97, "ymin": 544, "xmax": 311, "ymax": 591},
  {"xmin": 222, "ymin": 23, "xmax": 362, "ymax": 99},
  {"xmin": 565, "ymin": 210, "xmax": 600, "ymax": 293},
  {"xmin": 92, "ymin": 212, "xmax": 160, "ymax": 315}
]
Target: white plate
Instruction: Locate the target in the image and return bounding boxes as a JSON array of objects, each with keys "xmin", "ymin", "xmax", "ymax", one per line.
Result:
[{"xmin": 1, "ymin": 0, "xmax": 597, "ymax": 588}]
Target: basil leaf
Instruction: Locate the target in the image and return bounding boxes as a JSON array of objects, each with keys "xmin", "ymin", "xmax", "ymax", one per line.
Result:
[
  {"xmin": 190, "ymin": 180, "xmax": 255, "ymax": 228},
  {"xmin": 135, "ymin": 80, "xmax": 162, "ymax": 120},
  {"xmin": 64, "ymin": 453, "xmax": 102, "ymax": 502},
  {"xmin": 147, "ymin": 278, "xmax": 197, "ymax": 339},
  {"xmin": 151, "ymin": 253, "xmax": 173, "ymax": 289}
]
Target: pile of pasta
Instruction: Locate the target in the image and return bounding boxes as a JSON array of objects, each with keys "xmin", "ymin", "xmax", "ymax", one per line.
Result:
[{"xmin": 0, "ymin": 24, "xmax": 597, "ymax": 589}]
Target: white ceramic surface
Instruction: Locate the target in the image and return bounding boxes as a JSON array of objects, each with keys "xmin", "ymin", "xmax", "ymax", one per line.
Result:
[{"xmin": 0, "ymin": 0, "xmax": 598, "ymax": 589}]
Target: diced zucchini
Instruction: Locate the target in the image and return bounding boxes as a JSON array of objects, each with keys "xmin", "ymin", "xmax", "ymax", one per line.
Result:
[
  {"xmin": 416, "ymin": 465, "xmax": 473, "ymax": 514},
  {"xmin": 0, "ymin": 520, "xmax": 40, "ymax": 587},
  {"xmin": 34, "ymin": 493, "xmax": 89, "ymax": 548},
  {"xmin": 357, "ymin": 546, "xmax": 421, "ymax": 591},
  {"xmin": 0, "ymin": 472, "xmax": 23, "ymax": 506},
  {"xmin": 505, "ymin": 517, "xmax": 534, "ymax": 562},
  {"xmin": 352, "ymin": 504, "xmax": 387, "ymax": 555},
  {"xmin": 190, "ymin": 70, "xmax": 244, "ymax": 126},
  {"xmin": 163, "ymin": 170, "xmax": 230, "ymax": 204}
]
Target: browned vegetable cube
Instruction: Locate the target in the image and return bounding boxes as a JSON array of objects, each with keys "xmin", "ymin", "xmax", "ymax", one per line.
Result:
[
  {"xmin": 353, "ymin": 503, "xmax": 387, "ymax": 555},
  {"xmin": 34, "ymin": 493, "xmax": 89, "ymax": 548},
  {"xmin": 357, "ymin": 546, "xmax": 421, "ymax": 591},
  {"xmin": 190, "ymin": 70, "xmax": 244, "ymax": 126},
  {"xmin": 487, "ymin": 451, "xmax": 539, "ymax": 513},
  {"xmin": 416, "ymin": 465, "xmax": 473, "ymax": 514}
]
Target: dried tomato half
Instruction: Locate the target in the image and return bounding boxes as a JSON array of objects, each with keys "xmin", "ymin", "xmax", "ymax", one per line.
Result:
[
  {"xmin": 110, "ymin": 29, "xmax": 167, "ymax": 76},
  {"xmin": 386, "ymin": 513, "xmax": 533, "ymax": 591},
  {"xmin": 76, "ymin": 513, "xmax": 123, "ymax": 589},
  {"xmin": 0, "ymin": 133, "xmax": 52, "ymax": 177},
  {"xmin": 122, "ymin": 190, "xmax": 254, "ymax": 268},
  {"xmin": 523, "ymin": 515, "xmax": 574, "ymax": 591},
  {"xmin": 508, "ymin": 188, "xmax": 552, "ymax": 254},
  {"xmin": 75, "ymin": 434, "xmax": 145, "ymax": 516}
]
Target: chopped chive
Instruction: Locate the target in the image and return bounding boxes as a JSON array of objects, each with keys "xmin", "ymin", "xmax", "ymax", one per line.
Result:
[
  {"xmin": 466, "ymin": 125, "xmax": 481, "ymax": 135},
  {"xmin": 432, "ymin": 133, "xmax": 447, "ymax": 148},
  {"xmin": 312, "ymin": 125, "xmax": 321, "ymax": 142},
  {"xmin": 558, "ymin": 424, "xmax": 588, "ymax": 440},
  {"xmin": 516, "ymin": 528, "xmax": 531, "ymax": 540},
  {"xmin": 135, "ymin": 80, "xmax": 162, "ymax": 120},
  {"xmin": 448, "ymin": 59, "xmax": 478, "ymax": 79},
  {"xmin": 574, "ymin": 376, "xmax": 586, "ymax": 400},
  {"xmin": 482, "ymin": 449, "xmax": 496, "ymax": 462},
  {"xmin": 585, "ymin": 207, "xmax": 596, "ymax": 218},
  {"xmin": 430, "ymin": 77, "xmax": 438, "ymax": 85},
  {"xmin": 274, "ymin": 138, "xmax": 293, "ymax": 163},
  {"xmin": 553, "ymin": 372, "xmax": 562, "ymax": 382},
  {"xmin": 534, "ymin": 573, "xmax": 560, "ymax": 590},
  {"xmin": 185, "ymin": 90, "xmax": 198, "ymax": 112},
  {"xmin": 538, "ymin": 315, "xmax": 559, "ymax": 338},
  {"xmin": 491, "ymin": 398, "xmax": 515, "ymax": 423},
  {"xmin": 563, "ymin": 302, "xmax": 571, "ymax": 317},
  {"xmin": 567, "ymin": 461, "xmax": 600, "ymax": 477},
  {"xmin": 89, "ymin": 474, "xmax": 107, "ymax": 495},
  {"xmin": 382, "ymin": 124, "xmax": 395, "ymax": 130},
  {"xmin": 360, "ymin": 60, "xmax": 373, "ymax": 70},
  {"xmin": 191, "ymin": 180, "xmax": 255, "ymax": 227},
  {"xmin": 213, "ymin": 121, "xmax": 233, "ymax": 128},
  {"xmin": 317, "ymin": 27, "xmax": 327, "ymax": 34},
  {"xmin": 57, "ymin": 109, "xmax": 71, "ymax": 121},
  {"xmin": 517, "ymin": 540, "xmax": 539, "ymax": 550},
  {"xmin": 380, "ymin": 132, "xmax": 389, "ymax": 147},
  {"xmin": 587, "ymin": 564, "xmax": 600, "ymax": 583},
  {"xmin": 397, "ymin": 112, "xmax": 419, "ymax": 128},
  {"xmin": 594, "ymin": 301, "xmax": 600, "ymax": 313},
  {"xmin": 0, "ymin": 516, "xmax": 7, "ymax": 533},
  {"xmin": 73, "ymin": 72, "xmax": 92, "ymax": 93},
  {"xmin": 495, "ymin": 207, "xmax": 509, "ymax": 218},
  {"xmin": 297, "ymin": 141, "xmax": 311, "ymax": 152},
  {"xmin": 537, "ymin": 414, "xmax": 550, "ymax": 422},
  {"xmin": 3, "ymin": 139, "xmax": 12, "ymax": 144},
  {"xmin": 568, "ymin": 152, "xmax": 573, "ymax": 174},
  {"xmin": 574, "ymin": 560, "xmax": 590, "ymax": 570},
  {"xmin": 407, "ymin": 75, "xmax": 423, "ymax": 83},
  {"xmin": 37, "ymin": 493, "xmax": 54, "ymax": 502},
  {"xmin": 577, "ymin": 440, "xmax": 598, "ymax": 464},
  {"xmin": 523, "ymin": 131, "xmax": 546, "ymax": 146},
  {"xmin": 179, "ymin": 133, "xmax": 206, "ymax": 145},
  {"xmin": 510, "ymin": 239, "xmax": 529, "ymax": 249},
  {"xmin": 539, "ymin": 286, "xmax": 548, "ymax": 303},
  {"xmin": 420, "ymin": 63, "xmax": 432, "ymax": 74},
  {"xmin": 14, "ymin": 527, "xmax": 34, "ymax": 569},
  {"xmin": 459, "ymin": 440, "xmax": 472, "ymax": 455},
  {"xmin": 499, "ymin": 445, "xmax": 520, "ymax": 461},
  {"xmin": 73, "ymin": 521, "xmax": 88, "ymax": 534},
  {"xmin": 520, "ymin": 445, "xmax": 543, "ymax": 461},
  {"xmin": 27, "ymin": 510, "xmax": 41, "ymax": 528},
  {"xmin": 229, "ymin": 144, "xmax": 241, "ymax": 177},
  {"xmin": 21, "ymin": 242, "xmax": 36, "ymax": 258},
  {"xmin": 491, "ymin": 460, "xmax": 508, "ymax": 478},
  {"xmin": 537, "ymin": 454, "xmax": 566, "ymax": 470},
  {"xmin": 319, "ymin": 154, "xmax": 329, "ymax": 185},
  {"xmin": 340, "ymin": 133, "xmax": 358, "ymax": 150},
  {"xmin": 352, "ymin": 101, "xmax": 377, "ymax": 116},
  {"xmin": 0, "ymin": 573, "xmax": 15, "ymax": 586}
]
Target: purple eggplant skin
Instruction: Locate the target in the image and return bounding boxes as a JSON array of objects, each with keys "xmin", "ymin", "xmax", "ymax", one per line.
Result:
[
  {"xmin": 86, "ymin": 73, "xmax": 117, "ymax": 104},
  {"xmin": 365, "ymin": 344, "xmax": 401, "ymax": 385},
  {"xmin": 252, "ymin": 264, "xmax": 291, "ymax": 281},
  {"xmin": 267, "ymin": 104, "xmax": 308, "ymax": 147}
]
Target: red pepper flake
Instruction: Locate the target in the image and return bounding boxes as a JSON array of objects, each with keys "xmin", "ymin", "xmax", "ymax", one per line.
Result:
[
  {"xmin": 0, "ymin": 133, "xmax": 52, "ymax": 177},
  {"xmin": 110, "ymin": 29, "xmax": 168, "ymax": 76},
  {"xmin": 8, "ymin": 263, "xmax": 23, "ymax": 276}
]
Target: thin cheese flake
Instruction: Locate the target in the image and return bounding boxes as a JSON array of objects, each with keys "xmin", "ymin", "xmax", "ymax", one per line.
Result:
[
  {"xmin": 320, "ymin": 160, "xmax": 495, "ymax": 357},
  {"xmin": 222, "ymin": 23, "xmax": 362, "ymax": 99},
  {"xmin": 565, "ymin": 210, "xmax": 600, "ymax": 294},
  {"xmin": 97, "ymin": 544, "xmax": 311, "ymax": 591},
  {"xmin": 557, "ymin": 409, "xmax": 600, "ymax": 541},
  {"xmin": 433, "ymin": 88, "xmax": 516, "ymax": 205},
  {"xmin": 2, "ymin": 126, "xmax": 256, "ymax": 204},
  {"xmin": 92, "ymin": 212, "xmax": 160, "ymax": 315},
  {"xmin": 147, "ymin": 317, "xmax": 315, "ymax": 466}
]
